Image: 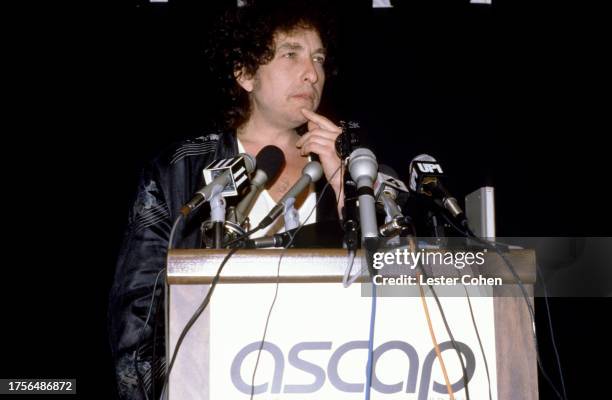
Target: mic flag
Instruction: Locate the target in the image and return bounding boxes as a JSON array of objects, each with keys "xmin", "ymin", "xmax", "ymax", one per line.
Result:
[
  {"xmin": 180, "ymin": 154, "xmax": 255, "ymax": 217},
  {"xmin": 409, "ymin": 154, "xmax": 464, "ymax": 220},
  {"xmin": 203, "ymin": 154, "xmax": 254, "ymax": 198}
]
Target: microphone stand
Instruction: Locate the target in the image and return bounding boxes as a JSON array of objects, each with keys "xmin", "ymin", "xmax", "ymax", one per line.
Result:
[
  {"xmin": 282, "ymin": 197, "xmax": 300, "ymax": 232},
  {"xmin": 209, "ymin": 189, "xmax": 226, "ymax": 249},
  {"xmin": 378, "ymin": 195, "xmax": 412, "ymax": 240},
  {"xmin": 342, "ymin": 169, "xmax": 360, "ymax": 252}
]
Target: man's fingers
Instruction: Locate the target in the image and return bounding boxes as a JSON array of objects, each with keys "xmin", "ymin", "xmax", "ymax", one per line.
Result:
[
  {"xmin": 296, "ymin": 136, "xmax": 336, "ymax": 153},
  {"xmin": 301, "ymin": 108, "xmax": 342, "ymax": 133},
  {"xmin": 300, "ymin": 141, "xmax": 328, "ymax": 157},
  {"xmin": 296, "ymin": 129, "xmax": 339, "ymax": 148},
  {"xmin": 299, "ymin": 137, "xmax": 337, "ymax": 156}
]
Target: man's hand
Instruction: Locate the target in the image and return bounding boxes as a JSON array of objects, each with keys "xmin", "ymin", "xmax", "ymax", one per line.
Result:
[{"xmin": 296, "ymin": 108, "xmax": 344, "ymax": 214}]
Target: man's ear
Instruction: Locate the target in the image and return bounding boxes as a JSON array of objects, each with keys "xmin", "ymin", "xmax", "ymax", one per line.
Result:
[{"xmin": 235, "ymin": 68, "xmax": 254, "ymax": 92}]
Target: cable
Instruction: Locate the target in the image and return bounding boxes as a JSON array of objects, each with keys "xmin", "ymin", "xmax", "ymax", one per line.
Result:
[
  {"xmin": 465, "ymin": 240, "xmax": 563, "ymax": 399},
  {"xmin": 537, "ymin": 265, "xmax": 568, "ymax": 400},
  {"xmin": 339, "ymin": 161, "xmax": 368, "ymax": 287},
  {"xmin": 436, "ymin": 215, "xmax": 493, "ymax": 400},
  {"xmin": 336, "ymin": 159, "xmax": 345, "ymax": 221},
  {"xmin": 156, "ymin": 193, "xmax": 259, "ymax": 397},
  {"xmin": 440, "ymin": 212, "xmax": 566, "ymax": 400},
  {"xmin": 223, "ymin": 226, "xmax": 262, "ymax": 248},
  {"xmin": 487, "ymin": 237, "xmax": 567, "ymax": 400},
  {"xmin": 342, "ymin": 250, "xmax": 366, "ymax": 287},
  {"xmin": 249, "ymin": 164, "xmax": 341, "ymax": 400},
  {"xmin": 160, "ymin": 246, "xmax": 240, "ymax": 400},
  {"xmin": 472, "ymin": 233, "xmax": 567, "ymax": 400},
  {"xmin": 160, "ymin": 164, "xmax": 344, "ymax": 400},
  {"xmin": 364, "ymin": 280, "xmax": 377, "ymax": 400},
  {"xmin": 477, "ymin": 237, "xmax": 563, "ymax": 399},
  {"xmin": 159, "ymin": 199, "xmax": 264, "ymax": 398},
  {"xmin": 430, "ymin": 212, "xmax": 493, "ymax": 399},
  {"xmin": 417, "ymin": 270, "xmax": 456, "ymax": 400},
  {"xmin": 168, "ymin": 214, "xmax": 184, "ymax": 251},
  {"xmin": 410, "ymin": 233, "xmax": 467, "ymax": 400},
  {"xmin": 474, "ymin": 236, "xmax": 567, "ymax": 400},
  {"xmin": 463, "ymin": 285, "xmax": 493, "ymax": 400},
  {"xmin": 411, "ymin": 234, "xmax": 471, "ymax": 400}
]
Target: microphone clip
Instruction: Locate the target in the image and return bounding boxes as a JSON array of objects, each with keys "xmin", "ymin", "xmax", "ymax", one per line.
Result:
[{"xmin": 335, "ymin": 121, "xmax": 362, "ymax": 159}]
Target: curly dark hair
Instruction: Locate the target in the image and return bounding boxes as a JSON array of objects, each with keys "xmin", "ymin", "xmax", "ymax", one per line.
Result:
[{"xmin": 205, "ymin": 0, "xmax": 338, "ymax": 131}]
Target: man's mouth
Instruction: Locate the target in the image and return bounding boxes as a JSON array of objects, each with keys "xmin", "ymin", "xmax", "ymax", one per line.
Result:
[{"xmin": 291, "ymin": 93, "xmax": 314, "ymax": 101}]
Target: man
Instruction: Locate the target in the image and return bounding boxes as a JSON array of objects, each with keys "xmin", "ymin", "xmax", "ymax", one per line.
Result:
[
  {"xmin": 108, "ymin": 1, "xmax": 343, "ymax": 399},
  {"xmin": 235, "ymin": 27, "xmax": 344, "ymax": 217}
]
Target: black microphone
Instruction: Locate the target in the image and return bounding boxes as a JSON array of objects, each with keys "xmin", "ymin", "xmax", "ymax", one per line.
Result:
[
  {"xmin": 408, "ymin": 154, "xmax": 465, "ymax": 222},
  {"xmin": 257, "ymin": 161, "xmax": 323, "ymax": 230},
  {"xmin": 233, "ymin": 145, "xmax": 285, "ymax": 226},
  {"xmin": 341, "ymin": 170, "xmax": 360, "ymax": 251},
  {"xmin": 180, "ymin": 154, "xmax": 255, "ymax": 217},
  {"xmin": 374, "ymin": 165, "xmax": 411, "ymax": 237}
]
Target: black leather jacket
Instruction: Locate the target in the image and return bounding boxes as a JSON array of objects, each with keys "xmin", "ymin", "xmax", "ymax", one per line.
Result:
[{"xmin": 108, "ymin": 131, "xmax": 339, "ymax": 399}]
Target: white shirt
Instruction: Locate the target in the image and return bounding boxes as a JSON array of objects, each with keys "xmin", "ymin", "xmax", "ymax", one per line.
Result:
[{"xmin": 237, "ymin": 139, "xmax": 317, "ymax": 238}]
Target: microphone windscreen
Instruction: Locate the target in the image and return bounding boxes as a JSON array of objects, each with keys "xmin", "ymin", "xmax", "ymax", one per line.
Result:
[
  {"xmin": 409, "ymin": 153, "xmax": 437, "ymax": 192},
  {"xmin": 256, "ymin": 145, "xmax": 285, "ymax": 181},
  {"xmin": 376, "ymin": 164, "xmax": 410, "ymax": 209},
  {"xmin": 348, "ymin": 147, "xmax": 378, "ymax": 186}
]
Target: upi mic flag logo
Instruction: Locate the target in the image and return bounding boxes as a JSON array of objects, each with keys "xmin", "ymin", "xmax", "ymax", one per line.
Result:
[{"xmin": 416, "ymin": 162, "xmax": 444, "ymax": 174}]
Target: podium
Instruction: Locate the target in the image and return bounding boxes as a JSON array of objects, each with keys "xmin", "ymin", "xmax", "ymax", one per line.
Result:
[{"xmin": 166, "ymin": 248, "xmax": 537, "ymax": 400}]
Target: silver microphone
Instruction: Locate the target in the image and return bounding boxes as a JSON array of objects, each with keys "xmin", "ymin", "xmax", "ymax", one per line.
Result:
[
  {"xmin": 257, "ymin": 161, "xmax": 323, "ymax": 230},
  {"xmin": 374, "ymin": 165, "xmax": 411, "ymax": 237},
  {"xmin": 348, "ymin": 148, "xmax": 379, "ymax": 240}
]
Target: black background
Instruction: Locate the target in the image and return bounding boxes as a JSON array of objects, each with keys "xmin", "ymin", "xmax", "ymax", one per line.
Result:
[{"xmin": 3, "ymin": 0, "xmax": 610, "ymax": 399}]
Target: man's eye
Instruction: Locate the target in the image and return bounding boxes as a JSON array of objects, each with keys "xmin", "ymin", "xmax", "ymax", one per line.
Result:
[
  {"xmin": 283, "ymin": 52, "xmax": 297, "ymax": 58},
  {"xmin": 313, "ymin": 56, "xmax": 326, "ymax": 64}
]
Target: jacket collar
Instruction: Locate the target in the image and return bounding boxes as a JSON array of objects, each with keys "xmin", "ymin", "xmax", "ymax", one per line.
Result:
[{"xmin": 214, "ymin": 130, "xmax": 239, "ymax": 160}]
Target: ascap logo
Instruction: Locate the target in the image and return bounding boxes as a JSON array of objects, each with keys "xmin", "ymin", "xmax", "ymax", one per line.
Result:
[
  {"xmin": 230, "ymin": 340, "xmax": 475, "ymax": 399},
  {"xmin": 416, "ymin": 162, "xmax": 444, "ymax": 174}
]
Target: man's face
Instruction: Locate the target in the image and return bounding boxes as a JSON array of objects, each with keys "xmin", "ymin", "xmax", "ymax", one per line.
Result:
[{"xmin": 239, "ymin": 28, "xmax": 326, "ymax": 129}]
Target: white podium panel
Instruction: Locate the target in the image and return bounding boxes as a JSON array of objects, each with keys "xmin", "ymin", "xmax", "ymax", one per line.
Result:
[
  {"xmin": 167, "ymin": 249, "xmax": 537, "ymax": 400},
  {"xmin": 211, "ymin": 283, "xmax": 497, "ymax": 400}
]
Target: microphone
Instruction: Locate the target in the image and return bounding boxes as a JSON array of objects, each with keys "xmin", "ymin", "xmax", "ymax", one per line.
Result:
[
  {"xmin": 348, "ymin": 148, "xmax": 379, "ymax": 242},
  {"xmin": 257, "ymin": 161, "xmax": 323, "ymax": 230},
  {"xmin": 335, "ymin": 121, "xmax": 362, "ymax": 159},
  {"xmin": 408, "ymin": 154, "xmax": 465, "ymax": 221},
  {"xmin": 180, "ymin": 153, "xmax": 255, "ymax": 217},
  {"xmin": 374, "ymin": 165, "xmax": 409, "ymax": 218},
  {"xmin": 374, "ymin": 165, "xmax": 411, "ymax": 237},
  {"xmin": 233, "ymin": 145, "xmax": 285, "ymax": 226},
  {"xmin": 341, "ymin": 170, "xmax": 360, "ymax": 251},
  {"xmin": 244, "ymin": 229, "xmax": 296, "ymax": 249}
]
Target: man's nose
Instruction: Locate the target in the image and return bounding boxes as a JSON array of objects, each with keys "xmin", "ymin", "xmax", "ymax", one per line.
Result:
[{"xmin": 302, "ymin": 58, "xmax": 319, "ymax": 84}]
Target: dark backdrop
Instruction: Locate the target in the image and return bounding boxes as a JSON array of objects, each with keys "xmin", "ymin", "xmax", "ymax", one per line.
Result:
[{"xmin": 3, "ymin": 0, "xmax": 609, "ymax": 399}]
